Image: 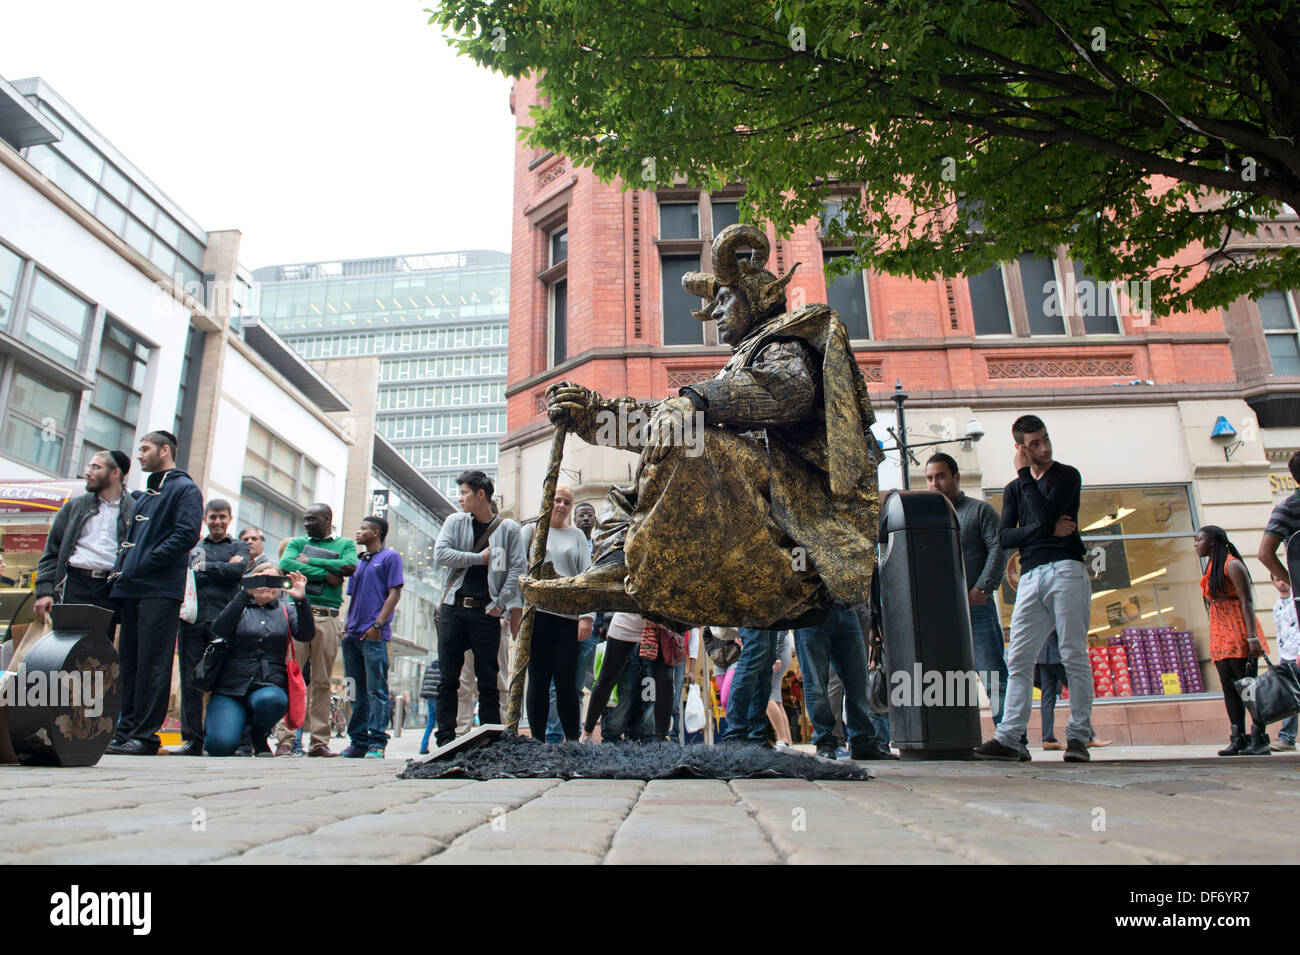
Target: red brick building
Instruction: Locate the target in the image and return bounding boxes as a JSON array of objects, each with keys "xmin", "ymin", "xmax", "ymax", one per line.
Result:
[{"xmin": 499, "ymin": 75, "xmax": 1300, "ymax": 743}]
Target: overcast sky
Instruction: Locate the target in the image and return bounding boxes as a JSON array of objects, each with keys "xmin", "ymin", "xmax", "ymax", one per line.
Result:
[{"xmin": 0, "ymin": 0, "xmax": 517, "ymax": 269}]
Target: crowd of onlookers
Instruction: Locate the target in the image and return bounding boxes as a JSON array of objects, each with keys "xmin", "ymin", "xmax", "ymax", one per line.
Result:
[
  {"xmin": 26, "ymin": 419, "xmax": 1300, "ymax": 763},
  {"xmin": 32, "ymin": 429, "xmax": 405, "ymax": 759}
]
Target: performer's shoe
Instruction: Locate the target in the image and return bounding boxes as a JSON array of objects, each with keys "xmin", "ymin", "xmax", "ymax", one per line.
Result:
[{"xmin": 520, "ymin": 561, "xmax": 640, "ymax": 616}]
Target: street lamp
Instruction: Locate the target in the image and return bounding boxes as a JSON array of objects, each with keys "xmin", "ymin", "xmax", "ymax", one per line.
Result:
[{"xmin": 880, "ymin": 380, "xmax": 985, "ymax": 490}]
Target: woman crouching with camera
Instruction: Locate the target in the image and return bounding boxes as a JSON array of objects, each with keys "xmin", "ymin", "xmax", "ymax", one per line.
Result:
[{"xmin": 202, "ymin": 564, "xmax": 314, "ymax": 756}]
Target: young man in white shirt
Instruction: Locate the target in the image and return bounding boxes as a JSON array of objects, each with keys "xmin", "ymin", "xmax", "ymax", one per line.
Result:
[{"xmin": 1269, "ymin": 572, "xmax": 1299, "ymax": 751}]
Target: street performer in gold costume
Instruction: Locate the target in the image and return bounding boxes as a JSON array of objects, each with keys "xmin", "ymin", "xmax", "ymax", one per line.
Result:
[{"xmin": 521, "ymin": 223, "xmax": 882, "ymax": 630}]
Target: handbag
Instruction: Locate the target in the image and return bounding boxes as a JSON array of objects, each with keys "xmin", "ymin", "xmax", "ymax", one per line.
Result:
[
  {"xmin": 180, "ymin": 567, "xmax": 198, "ymax": 623},
  {"xmin": 703, "ymin": 628, "xmax": 741, "ymax": 669},
  {"xmin": 191, "ymin": 636, "xmax": 229, "ymax": 692},
  {"xmin": 284, "ymin": 606, "xmax": 307, "ymax": 729},
  {"xmin": 1235, "ymin": 655, "xmax": 1300, "ymax": 726}
]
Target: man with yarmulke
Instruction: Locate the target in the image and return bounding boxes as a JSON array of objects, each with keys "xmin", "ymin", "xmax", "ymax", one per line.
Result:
[
  {"xmin": 33, "ymin": 449, "xmax": 136, "ymax": 625},
  {"xmin": 107, "ymin": 430, "xmax": 204, "ymax": 756}
]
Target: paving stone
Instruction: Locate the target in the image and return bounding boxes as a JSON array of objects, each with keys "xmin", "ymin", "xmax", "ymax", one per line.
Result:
[
  {"xmin": 243, "ymin": 833, "xmax": 443, "ymax": 863},
  {"xmin": 422, "ymin": 848, "xmax": 600, "ymax": 865},
  {"xmin": 449, "ymin": 819, "xmax": 615, "ymax": 854}
]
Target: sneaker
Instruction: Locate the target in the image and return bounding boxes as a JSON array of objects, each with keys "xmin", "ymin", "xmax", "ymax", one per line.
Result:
[
  {"xmin": 1019, "ymin": 745, "xmax": 1032, "ymax": 762},
  {"xmin": 834, "ymin": 745, "xmax": 851, "ymax": 760},
  {"xmin": 774, "ymin": 740, "xmax": 791, "ymax": 750},
  {"xmin": 1041, "ymin": 740, "xmax": 1064, "ymax": 750},
  {"xmin": 364, "ymin": 746, "xmax": 385, "ymax": 759},
  {"xmin": 274, "ymin": 741, "xmax": 293, "ymax": 757},
  {"xmin": 252, "ymin": 735, "xmax": 273, "ymax": 758},
  {"xmin": 850, "ymin": 743, "xmax": 900, "ymax": 761},
  {"xmin": 339, "ymin": 745, "xmax": 368, "ymax": 758},
  {"xmin": 815, "ymin": 745, "xmax": 839, "ymax": 760},
  {"xmin": 289, "ymin": 749, "xmax": 307, "ymax": 758},
  {"xmin": 1064, "ymin": 738, "xmax": 1091, "ymax": 762},
  {"xmin": 233, "ymin": 744, "xmax": 253, "ymax": 758},
  {"xmin": 972, "ymin": 738, "xmax": 1022, "ymax": 761},
  {"xmin": 1269, "ymin": 739, "xmax": 1296, "ymax": 752}
]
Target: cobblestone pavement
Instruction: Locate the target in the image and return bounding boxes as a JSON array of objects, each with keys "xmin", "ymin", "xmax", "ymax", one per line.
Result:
[{"xmin": 2, "ymin": 733, "xmax": 1297, "ymax": 864}]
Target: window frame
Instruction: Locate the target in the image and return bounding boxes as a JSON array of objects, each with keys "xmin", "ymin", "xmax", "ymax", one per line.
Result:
[{"xmin": 1259, "ymin": 290, "xmax": 1300, "ymax": 377}]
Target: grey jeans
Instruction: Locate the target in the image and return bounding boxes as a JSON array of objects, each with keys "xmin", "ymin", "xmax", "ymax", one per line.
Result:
[{"xmin": 995, "ymin": 559, "xmax": 1094, "ymax": 747}]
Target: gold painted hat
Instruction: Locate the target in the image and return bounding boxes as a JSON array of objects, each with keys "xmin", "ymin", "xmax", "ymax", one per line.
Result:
[{"xmin": 682, "ymin": 223, "xmax": 800, "ymax": 322}]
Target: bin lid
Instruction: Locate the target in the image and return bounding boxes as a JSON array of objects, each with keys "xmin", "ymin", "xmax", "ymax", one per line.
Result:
[{"xmin": 879, "ymin": 489, "xmax": 959, "ymax": 540}]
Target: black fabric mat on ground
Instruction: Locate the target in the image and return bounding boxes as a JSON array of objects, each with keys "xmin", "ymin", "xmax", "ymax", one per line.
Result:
[{"xmin": 398, "ymin": 734, "xmax": 873, "ymax": 781}]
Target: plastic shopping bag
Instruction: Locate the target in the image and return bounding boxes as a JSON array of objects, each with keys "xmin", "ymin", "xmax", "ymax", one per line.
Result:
[
  {"xmin": 684, "ymin": 683, "xmax": 707, "ymax": 734},
  {"xmin": 180, "ymin": 567, "xmax": 198, "ymax": 623}
]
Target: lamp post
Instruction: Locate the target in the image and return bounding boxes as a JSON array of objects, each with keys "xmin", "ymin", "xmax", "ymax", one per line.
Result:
[{"xmin": 880, "ymin": 380, "xmax": 985, "ymax": 489}]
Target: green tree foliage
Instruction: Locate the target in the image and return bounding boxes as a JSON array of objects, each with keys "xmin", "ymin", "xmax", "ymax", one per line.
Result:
[{"xmin": 430, "ymin": 0, "xmax": 1300, "ymax": 314}]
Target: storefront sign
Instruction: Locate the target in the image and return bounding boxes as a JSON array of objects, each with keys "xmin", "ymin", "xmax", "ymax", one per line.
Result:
[
  {"xmin": 2, "ymin": 534, "xmax": 47, "ymax": 552},
  {"xmin": 0, "ymin": 481, "xmax": 80, "ymax": 516},
  {"xmin": 1161, "ymin": 672, "xmax": 1182, "ymax": 695},
  {"xmin": 1270, "ymin": 471, "xmax": 1297, "ymax": 501}
]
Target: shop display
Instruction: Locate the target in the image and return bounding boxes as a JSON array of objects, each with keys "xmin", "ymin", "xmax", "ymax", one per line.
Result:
[{"xmin": 1106, "ymin": 627, "xmax": 1206, "ymax": 696}]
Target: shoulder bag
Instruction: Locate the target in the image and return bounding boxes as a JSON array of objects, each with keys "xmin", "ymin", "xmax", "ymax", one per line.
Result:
[{"xmin": 1235, "ymin": 654, "xmax": 1300, "ymax": 726}]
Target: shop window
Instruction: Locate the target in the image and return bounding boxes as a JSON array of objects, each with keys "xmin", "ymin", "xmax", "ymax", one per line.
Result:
[
  {"xmin": 987, "ymin": 484, "xmax": 1211, "ymax": 685},
  {"xmin": 1259, "ymin": 291, "xmax": 1300, "ymax": 376}
]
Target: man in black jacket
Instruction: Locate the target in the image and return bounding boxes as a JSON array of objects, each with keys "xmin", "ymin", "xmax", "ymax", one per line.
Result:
[
  {"xmin": 973, "ymin": 415, "xmax": 1094, "ymax": 764},
  {"xmin": 173, "ymin": 499, "xmax": 250, "ymax": 755},
  {"xmin": 33, "ymin": 450, "xmax": 134, "ymax": 623},
  {"xmin": 107, "ymin": 430, "xmax": 204, "ymax": 756}
]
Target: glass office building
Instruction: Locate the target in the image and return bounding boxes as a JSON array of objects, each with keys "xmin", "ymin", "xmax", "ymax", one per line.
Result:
[{"xmin": 253, "ymin": 251, "xmax": 509, "ymax": 498}]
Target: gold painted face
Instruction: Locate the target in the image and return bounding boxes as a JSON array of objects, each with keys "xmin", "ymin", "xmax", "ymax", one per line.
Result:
[{"xmin": 711, "ymin": 285, "xmax": 756, "ymax": 346}]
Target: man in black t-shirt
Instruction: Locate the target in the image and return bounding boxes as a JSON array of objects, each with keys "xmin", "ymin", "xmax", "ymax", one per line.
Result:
[
  {"xmin": 974, "ymin": 415, "xmax": 1095, "ymax": 763},
  {"xmin": 1258, "ymin": 451, "xmax": 1300, "ymax": 587}
]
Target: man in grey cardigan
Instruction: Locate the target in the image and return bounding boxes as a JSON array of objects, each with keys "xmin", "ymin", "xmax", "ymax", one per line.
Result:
[
  {"xmin": 432, "ymin": 470, "xmax": 526, "ymax": 747},
  {"xmin": 33, "ymin": 450, "xmax": 135, "ymax": 624},
  {"xmin": 925, "ymin": 452, "xmax": 1008, "ymax": 723}
]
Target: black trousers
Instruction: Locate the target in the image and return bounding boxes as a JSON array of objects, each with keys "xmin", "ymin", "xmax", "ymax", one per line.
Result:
[
  {"xmin": 178, "ymin": 620, "xmax": 212, "ymax": 743},
  {"xmin": 527, "ymin": 612, "xmax": 580, "ymax": 741},
  {"xmin": 435, "ymin": 604, "xmax": 502, "ymax": 747},
  {"xmin": 586, "ymin": 638, "xmax": 673, "ymax": 739},
  {"xmin": 115, "ymin": 597, "xmax": 181, "ymax": 747},
  {"xmin": 61, "ymin": 570, "xmax": 120, "ymax": 624}
]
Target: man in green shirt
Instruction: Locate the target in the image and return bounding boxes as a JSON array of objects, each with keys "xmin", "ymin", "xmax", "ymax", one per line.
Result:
[{"xmin": 274, "ymin": 503, "xmax": 357, "ymax": 756}]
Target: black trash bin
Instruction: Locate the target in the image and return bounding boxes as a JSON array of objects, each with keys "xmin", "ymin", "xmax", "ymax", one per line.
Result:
[{"xmin": 877, "ymin": 490, "xmax": 981, "ymax": 759}]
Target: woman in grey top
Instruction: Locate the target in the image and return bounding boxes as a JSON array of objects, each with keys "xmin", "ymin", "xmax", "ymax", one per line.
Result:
[{"xmin": 521, "ymin": 486, "xmax": 594, "ymax": 741}]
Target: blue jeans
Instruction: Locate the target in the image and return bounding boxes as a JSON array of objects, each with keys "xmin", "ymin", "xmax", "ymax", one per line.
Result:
[
  {"xmin": 723, "ymin": 629, "xmax": 780, "ymax": 743},
  {"xmin": 420, "ymin": 698, "xmax": 437, "ymax": 751},
  {"xmin": 996, "ymin": 560, "xmax": 1094, "ymax": 748},
  {"xmin": 343, "ymin": 636, "xmax": 391, "ymax": 750},
  {"xmin": 205, "ymin": 686, "xmax": 288, "ymax": 756},
  {"xmin": 969, "ymin": 601, "xmax": 1008, "ymax": 724},
  {"xmin": 1279, "ymin": 712, "xmax": 1297, "ymax": 744},
  {"xmin": 794, "ymin": 606, "xmax": 875, "ymax": 750}
]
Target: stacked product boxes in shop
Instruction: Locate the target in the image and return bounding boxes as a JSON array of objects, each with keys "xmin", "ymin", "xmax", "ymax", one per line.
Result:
[
  {"xmin": 1109, "ymin": 628, "xmax": 1205, "ymax": 695},
  {"xmin": 1088, "ymin": 645, "xmax": 1133, "ymax": 697}
]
